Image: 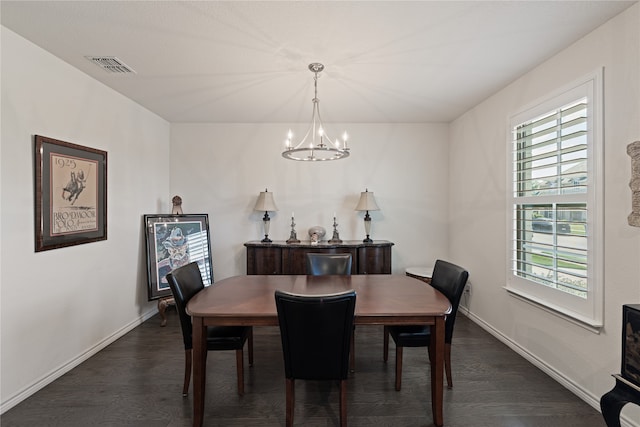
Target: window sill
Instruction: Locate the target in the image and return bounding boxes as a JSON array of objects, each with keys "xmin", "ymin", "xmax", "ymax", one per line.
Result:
[{"xmin": 504, "ymin": 287, "xmax": 603, "ymax": 334}]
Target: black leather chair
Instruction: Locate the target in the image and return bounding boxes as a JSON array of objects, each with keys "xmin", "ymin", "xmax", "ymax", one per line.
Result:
[
  {"xmin": 383, "ymin": 259, "xmax": 468, "ymax": 390},
  {"xmin": 305, "ymin": 253, "xmax": 356, "ymax": 371},
  {"xmin": 275, "ymin": 290, "xmax": 356, "ymax": 427},
  {"xmin": 306, "ymin": 253, "xmax": 352, "ymax": 275},
  {"xmin": 166, "ymin": 261, "xmax": 253, "ymax": 397}
]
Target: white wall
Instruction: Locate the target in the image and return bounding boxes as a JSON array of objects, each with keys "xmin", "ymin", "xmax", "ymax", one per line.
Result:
[
  {"xmin": 450, "ymin": 4, "xmax": 640, "ymax": 426},
  {"xmin": 0, "ymin": 27, "xmax": 170, "ymax": 411},
  {"xmin": 170, "ymin": 123, "xmax": 451, "ymax": 280}
]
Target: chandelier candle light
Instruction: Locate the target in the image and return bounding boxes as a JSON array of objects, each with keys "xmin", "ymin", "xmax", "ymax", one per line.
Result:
[
  {"xmin": 282, "ymin": 63, "xmax": 350, "ymax": 161},
  {"xmin": 355, "ymin": 189, "xmax": 380, "ymax": 243},
  {"xmin": 254, "ymin": 189, "xmax": 278, "ymax": 243}
]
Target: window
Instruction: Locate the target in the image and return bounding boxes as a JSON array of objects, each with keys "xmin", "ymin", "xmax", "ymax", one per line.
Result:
[{"xmin": 507, "ymin": 70, "xmax": 603, "ymax": 328}]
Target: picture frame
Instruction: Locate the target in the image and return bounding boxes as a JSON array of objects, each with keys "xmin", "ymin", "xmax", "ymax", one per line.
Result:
[
  {"xmin": 34, "ymin": 135, "xmax": 107, "ymax": 252},
  {"xmin": 622, "ymin": 304, "xmax": 640, "ymax": 386},
  {"xmin": 143, "ymin": 214, "xmax": 213, "ymax": 300}
]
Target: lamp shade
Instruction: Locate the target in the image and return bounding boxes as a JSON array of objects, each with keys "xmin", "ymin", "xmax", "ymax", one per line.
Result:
[
  {"xmin": 254, "ymin": 189, "xmax": 279, "ymax": 212},
  {"xmin": 355, "ymin": 189, "xmax": 380, "ymax": 211}
]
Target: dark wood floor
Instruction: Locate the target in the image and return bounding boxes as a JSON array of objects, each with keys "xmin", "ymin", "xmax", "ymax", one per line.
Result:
[{"xmin": 1, "ymin": 310, "xmax": 606, "ymax": 427}]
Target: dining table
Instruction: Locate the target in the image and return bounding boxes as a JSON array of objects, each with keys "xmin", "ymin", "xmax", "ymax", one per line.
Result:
[{"xmin": 186, "ymin": 274, "xmax": 451, "ymax": 427}]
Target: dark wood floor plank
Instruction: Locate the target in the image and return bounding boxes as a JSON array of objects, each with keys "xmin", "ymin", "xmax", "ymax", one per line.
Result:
[{"xmin": 1, "ymin": 312, "xmax": 605, "ymax": 426}]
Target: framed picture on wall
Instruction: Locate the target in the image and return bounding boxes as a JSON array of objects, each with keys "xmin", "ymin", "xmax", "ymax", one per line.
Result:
[
  {"xmin": 143, "ymin": 214, "xmax": 213, "ymax": 300},
  {"xmin": 34, "ymin": 135, "xmax": 107, "ymax": 252},
  {"xmin": 622, "ymin": 304, "xmax": 640, "ymax": 386}
]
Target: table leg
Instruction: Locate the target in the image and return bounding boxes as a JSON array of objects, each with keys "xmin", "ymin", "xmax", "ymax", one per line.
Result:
[
  {"xmin": 430, "ymin": 316, "xmax": 445, "ymax": 427},
  {"xmin": 193, "ymin": 316, "xmax": 206, "ymax": 427}
]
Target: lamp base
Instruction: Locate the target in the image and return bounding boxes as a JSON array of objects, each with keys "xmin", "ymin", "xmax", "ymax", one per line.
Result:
[
  {"xmin": 261, "ymin": 235, "xmax": 272, "ymax": 243},
  {"xmin": 362, "ymin": 215, "xmax": 373, "ymax": 244}
]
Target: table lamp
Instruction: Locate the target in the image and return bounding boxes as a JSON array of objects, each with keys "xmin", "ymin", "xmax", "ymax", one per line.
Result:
[
  {"xmin": 254, "ymin": 189, "xmax": 278, "ymax": 243},
  {"xmin": 355, "ymin": 189, "xmax": 380, "ymax": 243}
]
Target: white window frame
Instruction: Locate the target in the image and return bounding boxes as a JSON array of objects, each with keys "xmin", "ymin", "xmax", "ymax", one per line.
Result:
[{"xmin": 506, "ymin": 69, "xmax": 604, "ymax": 329}]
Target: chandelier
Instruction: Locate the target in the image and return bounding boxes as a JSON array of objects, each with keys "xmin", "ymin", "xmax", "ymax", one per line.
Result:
[{"xmin": 282, "ymin": 63, "xmax": 350, "ymax": 161}]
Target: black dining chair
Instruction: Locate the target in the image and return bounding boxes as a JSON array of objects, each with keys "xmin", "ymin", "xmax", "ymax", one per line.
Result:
[
  {"xmin": 166, "ymin": 261, "xmax": 253, "ymax": 396},
  {"xmin": 383, "ymin": 259, "xmax": 468, "ymax": 390},
  {"xmin": 306, "ymin": 253, "xmax": 352, "ymax": 275},
  {"xmin": 275, "ymin": 289, "xmax": 356, "ymax": 427},
  {"xmin": 305, "ymin": 252, "xmax": 356, "ymax": 371}
]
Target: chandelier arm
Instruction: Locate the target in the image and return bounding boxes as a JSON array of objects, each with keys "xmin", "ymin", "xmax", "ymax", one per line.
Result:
[
  {"xmin": 312, "ymin": 103, "xmax": 342, "ymax": 149},
  {"xmin": 290, "ymin": 100, "xmax": 319, "ymax": 150}
]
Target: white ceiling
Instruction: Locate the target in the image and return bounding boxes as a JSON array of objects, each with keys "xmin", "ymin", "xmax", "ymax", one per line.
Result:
[{"xmin": 1, "ymin": 1, "xmax": 636, "ymax": 123}]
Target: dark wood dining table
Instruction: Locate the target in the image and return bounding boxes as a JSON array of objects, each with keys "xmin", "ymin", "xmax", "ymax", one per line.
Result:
[{"xmin": 186, "ymin": 274, "xmax": 451, "ymax": 427}]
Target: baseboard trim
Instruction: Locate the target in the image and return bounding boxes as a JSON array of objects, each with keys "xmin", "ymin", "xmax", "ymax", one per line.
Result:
[
  {"xmin": 459, "ymin": 306, "xmax": 638, "ymax": 427},
  {"xmin": 1, "ymin": 307, "xmax": 157, "ymax": 414}
]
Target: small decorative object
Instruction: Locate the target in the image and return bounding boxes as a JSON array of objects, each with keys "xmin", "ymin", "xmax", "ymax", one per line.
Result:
[
  {"xmin": 328, "ymin": 215, "xmax": 343, "ymax": 244},
  {"xmin": 171, "ymin": 195, "xmax": 183, "ymax": 215},
  {"xmin": 355, "ymin": 189, "xmax": 380, "ymax": 243},
  {"xmin": 627, "ymin": 141, "xmax": 640, "ymax": 227},
  {"xmin": 143, "ymin": 214, "xmax": 212, "ymax": 300},
  {"xmin": 34, "ymin": 135, "xmax": 107, "ymax": 252},
  {"xmin": 253, "ymin": 188, "xmax": 278, "ymax": 243},
  {"xmin": 308, "ymin": 226, "xmax": 326, "ymax": 245},
  {"xmin": 286, "ymin": 214, "xmax": 300, "ymax": 244}
]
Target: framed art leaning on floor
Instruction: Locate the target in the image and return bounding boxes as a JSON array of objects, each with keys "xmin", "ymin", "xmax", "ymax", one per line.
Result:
[
  {"xmin": 143, "ymin": 214, "xmax": 213, "ymax": 300},
  {"xmin": 34, "ymin": 135, "xmax": 107, "ymax": 252}
]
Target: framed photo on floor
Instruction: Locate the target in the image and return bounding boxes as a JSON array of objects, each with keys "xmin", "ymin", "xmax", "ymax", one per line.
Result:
[
  {"xmin": 34, "ymin": 135, "xmax": 107, "ymax": 252},
  {"xmin": 143, "ymin": 214, "xmax": 213, "ymax": 300}
]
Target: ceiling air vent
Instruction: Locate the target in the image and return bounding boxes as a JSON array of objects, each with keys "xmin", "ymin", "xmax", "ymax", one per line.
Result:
[{"xmin": 85, "ymin": 56, "xmax": 136, "ymax": 74}]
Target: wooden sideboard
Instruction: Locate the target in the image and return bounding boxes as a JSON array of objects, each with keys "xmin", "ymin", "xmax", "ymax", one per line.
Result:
[{"xmin": 245, "ymin": 240, "xmax": 394, "ymax": 275}]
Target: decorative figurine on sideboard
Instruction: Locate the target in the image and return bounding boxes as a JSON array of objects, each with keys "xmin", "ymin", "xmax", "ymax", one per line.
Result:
[
  {"xmin": 308, "ymin": 226, "xmax": 326, "ymax": 245},
  {"xmin": 172, "ymin": 195, "xmax": 183, "ymax": 215},
  {"xmin": 286, "ymin": 213, "xmax": 300, "ymax": 244},
  {"xmin": 328, "ymin": 214, "xmax": 343, "ymax": 244}
]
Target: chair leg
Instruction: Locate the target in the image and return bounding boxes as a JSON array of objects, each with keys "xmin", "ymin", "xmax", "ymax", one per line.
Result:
[
  {"xmin": 395, "ymin": 346, "xmax": 403, "ymax": 391},
  {"xmin": 427, "ymin": 343, "xmax": 453, "ymax": 388},
  {"xmin": 349, "ymin": 328, "xmax": 355, "ymax": 373},
  {"xmin": 339, "ymin": 379, "xmax": 348, "ymax": 427},
  {"xmin": 236, "ymin": 349, "xmax": 244, "ymax": 396},
  {"xmin": 248, "ymin": 327, "xmax": 254, "ymax": 366},
  {"xmin": 445, "ymin": 343, "xmax": 452, "ymax": 389},
  {"xmin": 286, "ymin": 378, "xmax": 295, "ymax": 427},
  {"xmin": 183, "ymin": 348, "xmax": 192, "ymax": 396},
  {"xmin": 383, "ymin": 326, "xmax": 389, "ymax": 362}
]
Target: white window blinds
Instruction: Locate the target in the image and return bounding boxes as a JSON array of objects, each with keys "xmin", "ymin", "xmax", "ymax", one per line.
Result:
[{"xmin": 506, "ymin": 70, "xmax": 603, "ymax": 328}]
